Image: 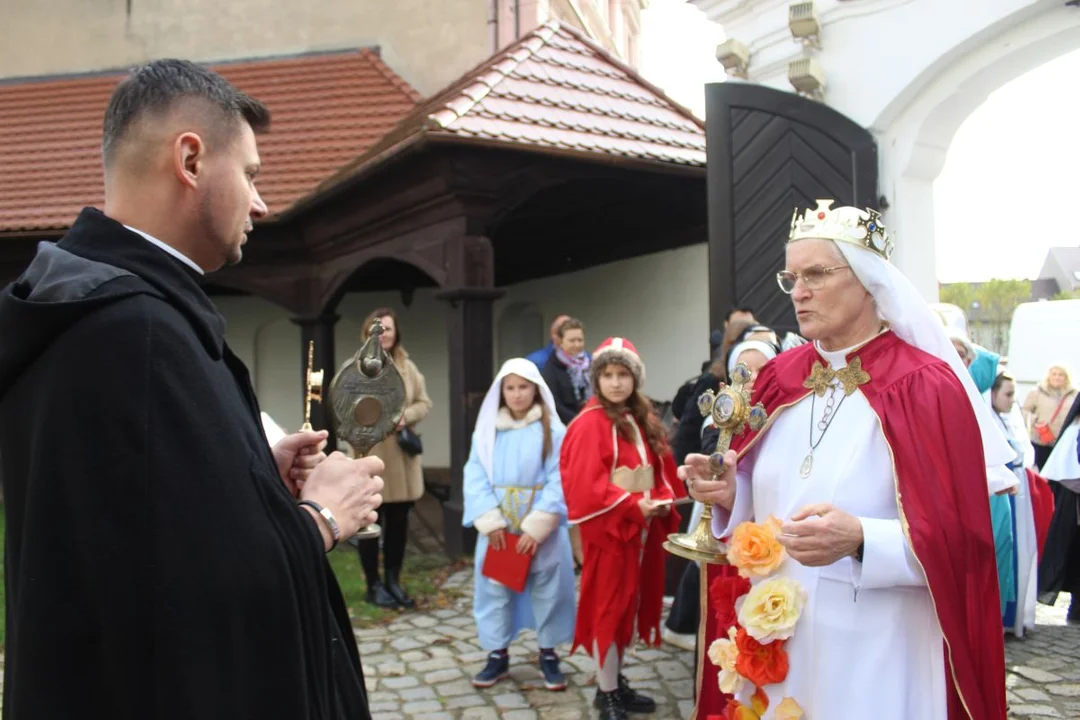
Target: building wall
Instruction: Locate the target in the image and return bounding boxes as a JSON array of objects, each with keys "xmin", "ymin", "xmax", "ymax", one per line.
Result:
[
  {"xmin": 217, "ymin": 242, "xmax": 710, "ymax": 468},
  {"xmin": 693, "ymin": 0, "xmax": 1080, "ymax": 301},
  {"xmin": 0, "ymin": 0, "xmax": 489, "ymax": 95}
]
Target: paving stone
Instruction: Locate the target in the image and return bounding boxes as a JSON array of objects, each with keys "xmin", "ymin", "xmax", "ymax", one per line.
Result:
[
  {"xmin": 367, "ymin": 691, "xmax": 397, "ymax": 703},
  {"xmin": 369, "ymin": 702, "xmax": 400, "ymax": 712},
  {"xmin": 1048, "ymin": 683, "xmax": 1080, "ymax": 697},
  {"xmin": 381, "ymin": 675, "xmax": 419, "ymax": 690},
  {"xmin": 433, "ymin": 609, "xmax": 458, "ymax": 619},
  {"xmin": 414, "ymin": 657, "xmax": 462, "ymax": 673},
  {"xmin": 1009, "ymin": 705, "xmax": 1062, "ymax": 717},
  {"xmin": 370, "ymin": 713, "xmax": 404, "ymax": 720},
  {"xmin": 446, "ymin": 694, "xmax": 489, "ymax": 709},
  {"xmin": 377, "ymin": 662, "xmax": 407, "ymax": 677},
  {"xmin": 390, "ymin": 636, "xmax": 425, "ymax": 652},
  {"xmin": 1017, "ymin": 687, "xmax": 1053, "ymax": 702},
  {"xmin": 503, "ymin": 711, "xmax": 539, "ymax": 720},
  {"xmin": 358, "ymin": 641, "xmax": 383, "ymax": 655},
  {"xmin": 400, "ymin": 650, "xmax": 427, "ymax": 662},
  {"xmin": 493, "ymin": 692, "xmax": 530, "ymax": 710},
  {"xmin": 436, "ymin": 678, "xmax": 477, "ymax": 697},
  {"xmin": 1014, "ymin": 666, "xmax": 1065, "ymax": 684},
  {"xmin": 399, "ymin": 686, "xmax": 438, "ymax": 701},
  {"xmin": 412, "ymin": 615, "xmax": 439, "ymax": 628},
  {"xmin": 537, "ymin": 708, "xmax": 584, "ymax": 720},
  {"xmin": 402, "ymin": 700, "xmax": 443, "ymax": 714},
  {"xmin": 462, "ymin": 709, "xmax": 500, "ymax": 720},
  {"xmin": 424, "ymin": 668, "xmax": 463, "ymax": 684},
  {"xmin": 413, "ymin": 713, "xmax": 454, "ymax": 720}
]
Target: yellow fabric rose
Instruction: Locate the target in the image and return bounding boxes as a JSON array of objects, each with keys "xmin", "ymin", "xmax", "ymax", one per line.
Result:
[
  {"xmin": 776, "ymin": 697, "xmax": 804, "ymax": 719},
  {"xmin": 727, "ymin": 515, "xmax": 786, "ymax": 579},
  {"xmin": 735, "ymin": 576, "xmax": 807, "ymax": 644},
  {"xmin": 707, "ymin": 626, "xmax": 745, "ymax": 695}
]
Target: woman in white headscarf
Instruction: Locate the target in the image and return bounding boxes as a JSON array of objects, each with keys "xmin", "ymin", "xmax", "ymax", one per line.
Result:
[
  {"xmin": 462, "ymin": 358, "xmax": 576, "ymax": 692},
  {"xmin": 684, "ymin": 201, "xmax": 1015, "ymax": 720}
]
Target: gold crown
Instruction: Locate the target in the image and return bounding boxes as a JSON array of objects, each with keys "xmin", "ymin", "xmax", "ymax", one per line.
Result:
[{"xmin": 788, "ymin": 199, "xmax": 893, "ymax": 261}]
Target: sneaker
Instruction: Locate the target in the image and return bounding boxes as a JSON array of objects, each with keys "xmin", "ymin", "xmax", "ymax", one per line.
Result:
[
  {"xmin": 539, "ymin": 650, "xmax": 567, "ymax": 691},
  {"xmin": 596, "ymin": 689, "xmax": 629, "ymax": 720},
  {"xmin": 471, "ymin": 651, "xmax": 510, "ymax": 688},
  {"xmin": 662, "ymin": 627, "xmax": 696, "ymax": 652}
]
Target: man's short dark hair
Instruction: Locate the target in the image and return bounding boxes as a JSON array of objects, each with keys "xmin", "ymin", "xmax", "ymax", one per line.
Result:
[
  {"xmin": 725, "ymin": 306, "xmax": 754, "ymax": 323},
  {"xmin": 102, "ymin": 58, "xmax": 270, "ymax": 164}
]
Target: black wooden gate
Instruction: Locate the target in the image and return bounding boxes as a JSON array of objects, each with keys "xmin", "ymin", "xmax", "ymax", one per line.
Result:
[{"xmin": 705, "ymin": 83, "xmax": 878, "ymax": 334}]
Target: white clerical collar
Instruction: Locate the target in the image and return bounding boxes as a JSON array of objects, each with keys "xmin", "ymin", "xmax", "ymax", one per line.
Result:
[
  {"xmin": 123, "ymin": 224, "xmax": 204, "ymax": 275},
  {"xmin": 814, "ymin": 326, "xmax": 889, "ymax": 370}
]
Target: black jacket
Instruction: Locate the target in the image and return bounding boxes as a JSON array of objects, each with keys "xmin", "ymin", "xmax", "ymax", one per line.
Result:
[
  {"xmin": 0, "ymin": 209, "xmax": 368, "ymax": 719},
  {"xmin": 541, "ymin": 353, "xmax": 588, "ymax": 425}
]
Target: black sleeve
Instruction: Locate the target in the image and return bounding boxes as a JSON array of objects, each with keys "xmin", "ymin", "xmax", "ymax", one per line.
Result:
[{"xmin": 542, "ymin": 361, "xmax": 579, "ymax": 425}]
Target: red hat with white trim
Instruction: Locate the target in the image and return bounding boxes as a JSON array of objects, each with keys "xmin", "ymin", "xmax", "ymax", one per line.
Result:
[{"xmin": 590, "ymin": 336, "xmax": 645, "ymax": 389}]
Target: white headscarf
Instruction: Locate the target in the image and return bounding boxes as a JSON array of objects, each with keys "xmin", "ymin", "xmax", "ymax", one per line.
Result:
[
  {"xmin": 833, "ymin": 241, "xmax": 1018, "ymax": 494},
  {"xmin": 726, "ymin": 340, "xmax": 778, "ymax": 378},
  {"xmin": 472, "ymin": 358, "xmax": 564, "ymax": 480}
]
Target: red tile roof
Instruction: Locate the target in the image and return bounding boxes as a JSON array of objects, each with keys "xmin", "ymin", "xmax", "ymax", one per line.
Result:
[
  {"xmin": 0, "ymin": 50, "xmax": 420, "ymax": 233},
  {"xmin": 317, "ymin": 21, "xmax": 706, "ymax": 197}
]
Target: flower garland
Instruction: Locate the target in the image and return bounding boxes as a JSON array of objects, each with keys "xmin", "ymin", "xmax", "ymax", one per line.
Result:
[{"xmin": 705, "ymin": 516, "xmax": 807, "ymax": 720}]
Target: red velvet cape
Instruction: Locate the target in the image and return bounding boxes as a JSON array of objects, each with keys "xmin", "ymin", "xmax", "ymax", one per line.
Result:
[
  {"xmin": 560, "ymin": 400, "xmax": 685, "ymax": 658},
  {"xmin": 695, "ymin": 332, "xmax": 1006, "ymax": 720}
]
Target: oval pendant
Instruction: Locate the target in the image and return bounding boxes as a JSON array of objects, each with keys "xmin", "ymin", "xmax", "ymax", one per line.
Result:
[{"xmin": 800, "ymin": 453, "xmax": 813, "ymax": 479}]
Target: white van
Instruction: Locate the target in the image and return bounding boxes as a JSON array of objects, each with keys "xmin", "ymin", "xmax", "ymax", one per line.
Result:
[{"xmin": 1006, "ymin": 300, "xmax": 1080, "ymax": 400}]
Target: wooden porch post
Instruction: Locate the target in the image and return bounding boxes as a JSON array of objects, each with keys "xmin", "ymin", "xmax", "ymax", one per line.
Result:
[
  {"xmin": 292, "ymin": 312, "xmax": 340, "ymax": 452},
  {"xmin": 436, "ymin": 234, "xmax": 504, "ymax": 557}
]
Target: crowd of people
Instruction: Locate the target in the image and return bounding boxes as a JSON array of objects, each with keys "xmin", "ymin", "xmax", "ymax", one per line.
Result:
[{"xmin": 2, "ymin": 58, "xmax": 1077, "ymax": 720}]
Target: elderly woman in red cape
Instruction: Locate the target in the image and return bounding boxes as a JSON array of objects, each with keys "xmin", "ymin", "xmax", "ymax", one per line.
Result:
[
  {"xmin": 682, "ymin": 202, "xmax": 1015, "ymax": 720},
  {"xmin": 560, "ymin": 337, "xmax": 685, "ymax": 720}
]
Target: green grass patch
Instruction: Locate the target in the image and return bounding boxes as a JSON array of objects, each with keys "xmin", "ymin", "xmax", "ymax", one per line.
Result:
[{"xmin": 326, "ymin": 546, "xmax": 468, "ymax": 628}]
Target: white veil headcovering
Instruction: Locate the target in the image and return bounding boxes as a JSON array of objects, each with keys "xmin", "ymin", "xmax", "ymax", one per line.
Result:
[{"xmin": 472, "ymin": 357, "xmax": 564, "ymax": 480}]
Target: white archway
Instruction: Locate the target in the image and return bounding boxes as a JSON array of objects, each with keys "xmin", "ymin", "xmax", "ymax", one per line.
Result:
[{"xmin": 873, "ymin": 1, "xmax": 1080, "ymax": 299}]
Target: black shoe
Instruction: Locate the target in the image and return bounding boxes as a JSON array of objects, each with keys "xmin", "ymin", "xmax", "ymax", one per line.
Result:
[
  {"xmin": 596, "ymin": 690, "xmax": 628, "ymax": 720},
  {"xmin": 365, "ymin": 581, "xmax": 401, "ymax": 609},
  {"xmin": 1068, "ymin": 599, "xmax": 1080, "ymax": 623},
  {"xmin": 385, "ymin": 576, "xmax": 416, "ymax": 609},
  {"xmin": 617, "ymin": 673, "xmax": 656, "ymax": 713}
]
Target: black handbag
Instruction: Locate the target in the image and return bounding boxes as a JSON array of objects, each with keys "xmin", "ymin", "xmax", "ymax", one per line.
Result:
[{"xmin": 397, "ymin": 426, "xmax": 423, "ymax": 457}]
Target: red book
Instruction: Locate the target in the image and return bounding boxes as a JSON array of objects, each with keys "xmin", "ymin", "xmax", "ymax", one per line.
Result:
[{"xmin": 481, "ymin": 533, "xmax": 532, "ymax": 593}]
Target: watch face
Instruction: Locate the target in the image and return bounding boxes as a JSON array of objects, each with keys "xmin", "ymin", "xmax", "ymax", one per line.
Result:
[{"xmin": 715, "ymin": 393, "xmax": 736, "ymax": 423}]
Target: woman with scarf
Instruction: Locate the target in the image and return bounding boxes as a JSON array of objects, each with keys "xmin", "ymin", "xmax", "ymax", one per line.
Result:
[
  {"xmin": 541, "ymin": 318, "xmax": 591, "ymax": 425},
  {"xmin": 463, "ymin": 358, "xmax": 577, "ymax": 691}
]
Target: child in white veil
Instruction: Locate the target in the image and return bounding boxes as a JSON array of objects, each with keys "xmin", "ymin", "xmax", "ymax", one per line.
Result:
[{"xmin": 463, "ymin": 358, "xmax": 577, "ymax": 691}]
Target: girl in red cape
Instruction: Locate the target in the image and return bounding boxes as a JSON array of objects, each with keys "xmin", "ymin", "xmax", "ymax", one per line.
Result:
[{"xmin": 560, "ymin": 337, "xmax": 685, "ymax": 720}]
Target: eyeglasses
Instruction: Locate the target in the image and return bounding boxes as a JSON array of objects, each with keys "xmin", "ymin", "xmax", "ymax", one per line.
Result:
[{"xmin": 776, "ymin": 265, "xmax": 851, "ymax": 294}]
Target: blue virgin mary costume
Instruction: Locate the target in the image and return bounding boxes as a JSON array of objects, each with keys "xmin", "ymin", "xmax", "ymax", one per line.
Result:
[{"xmin": 462, "ymin": 358, "xmax": 577, "ymax": 651}]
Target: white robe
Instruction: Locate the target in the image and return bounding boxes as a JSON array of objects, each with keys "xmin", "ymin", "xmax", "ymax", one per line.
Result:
[{"xmin": 713, "ymin": 344, "xmax": 947, "ymax": 720}]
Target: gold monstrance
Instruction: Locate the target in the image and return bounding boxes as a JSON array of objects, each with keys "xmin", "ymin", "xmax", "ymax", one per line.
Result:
[
  {"xmin": 301, "ymin": 340, "xmax": 382, "ymax": 540},
  {"xmin": 300, "ymin": 340, "xmax": 324, "ymax": 432},
  {"xmin": 663, "ymin": 363, "xmax": 768, "ymax": 564}
]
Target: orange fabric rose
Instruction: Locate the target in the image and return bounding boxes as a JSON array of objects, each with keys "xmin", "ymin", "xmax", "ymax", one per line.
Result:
[
  {"xmin": 720, "ymin": 688, "xmax": 770, "ymax": 720},
  {"xmin": 734, "ymin": 628, "xmax": 789, "ymax": 687},
  {"xmin": 727, "ymin": 516, "xmax": 785, "ymax": 578},
  {"xmin": 776, "ymin": 697, "xmax": 804, "ymax": 719}
]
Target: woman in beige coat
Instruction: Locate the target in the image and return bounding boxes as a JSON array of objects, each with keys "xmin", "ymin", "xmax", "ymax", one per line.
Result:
[
  {"xmin": 356, "ymin": 308, "xmax": 432, "ymax": 609},
  {"xmin": 1022, "ymin": 364, "xmax": 1077, "ymax": 469}
]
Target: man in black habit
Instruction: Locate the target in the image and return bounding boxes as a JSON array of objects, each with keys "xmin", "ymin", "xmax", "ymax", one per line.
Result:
[{"xmin": 0, "ymin": 60, "xmax": 384, "ymax": 718}]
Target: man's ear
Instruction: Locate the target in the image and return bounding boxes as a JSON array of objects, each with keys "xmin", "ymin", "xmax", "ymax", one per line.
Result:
[{"xmin": 174, "ymin": 132, "xmax": 204, "ymax": 190}]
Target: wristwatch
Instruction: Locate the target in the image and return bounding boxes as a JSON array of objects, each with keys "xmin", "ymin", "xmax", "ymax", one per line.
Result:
[
  {"xmin": 854, "ymin": 541, "xmax": 865, "ymax": 563},
  {"xmin": 299, "ymin": 500, "xmax": 342, "ymax": 551}
]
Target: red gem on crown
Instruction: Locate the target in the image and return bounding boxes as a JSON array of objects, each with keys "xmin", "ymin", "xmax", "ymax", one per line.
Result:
[{"xmin": 817, "ymin": 211, "xmax": 826, "ymax": 220}]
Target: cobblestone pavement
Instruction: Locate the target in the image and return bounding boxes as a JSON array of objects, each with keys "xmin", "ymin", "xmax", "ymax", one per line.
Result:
[
  {"xmin": 356, "ymin": 568, "xmax": 1080, "ymax": 720},
  {"xmin": 0, "ymin": 569, "xmax": 1074, "ymax": 718}
]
